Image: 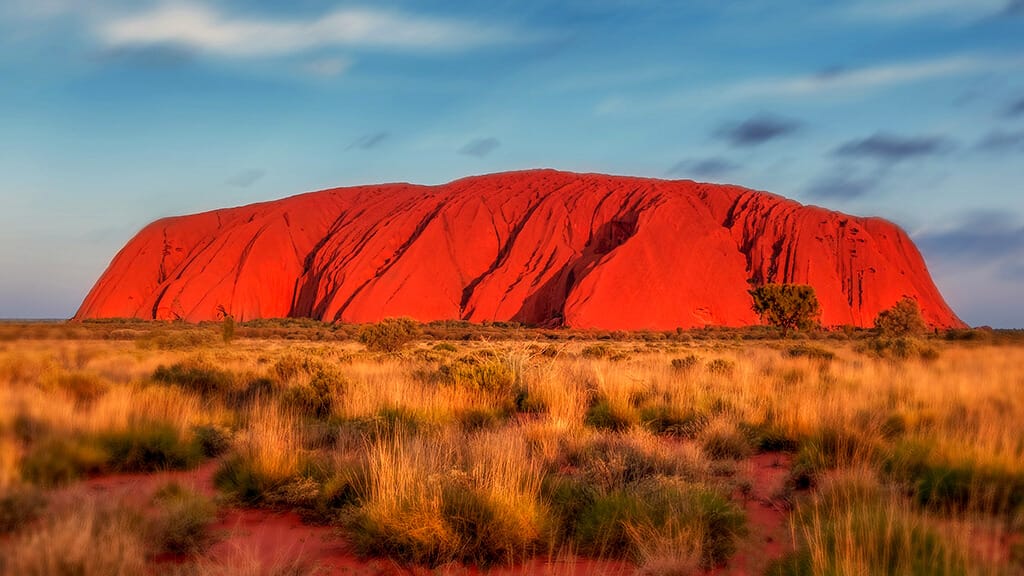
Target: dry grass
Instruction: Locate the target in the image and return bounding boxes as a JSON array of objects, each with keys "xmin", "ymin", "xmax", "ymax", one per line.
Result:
[{"xmin": 0, "ymin": 324, "xmax": 1022, "ymax": 574}]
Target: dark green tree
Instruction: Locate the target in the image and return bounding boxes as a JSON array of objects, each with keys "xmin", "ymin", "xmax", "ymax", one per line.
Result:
[
  {"xmin": 748, "ymin": 284, "xmax": 821, "ymax": 335},
  {"xmin": 874, "ymin": 297, "xmax": 927, "ymax": 337}
]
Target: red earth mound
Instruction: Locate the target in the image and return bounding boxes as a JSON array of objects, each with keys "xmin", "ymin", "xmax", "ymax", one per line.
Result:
[{"xmin": 75, "ymin": 169, "xmax": 964, "ymax": 329}]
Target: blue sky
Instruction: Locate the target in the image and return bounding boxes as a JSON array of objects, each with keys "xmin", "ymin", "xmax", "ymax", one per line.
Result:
[{"xmin": 1, "ymin": 0, "xmax": 1022, "ymax": 326}]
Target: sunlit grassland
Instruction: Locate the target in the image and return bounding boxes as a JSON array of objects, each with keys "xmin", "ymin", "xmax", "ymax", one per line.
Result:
[{"xmin": 0, "ymin": 321, "xmax": 1022, "ymax": 575}]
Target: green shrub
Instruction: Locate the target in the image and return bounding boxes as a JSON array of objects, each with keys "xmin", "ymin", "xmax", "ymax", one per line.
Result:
[
  {"xmin": 701, "ymin": 427, "xmax": 752, "ymax": 460},
  {"xmin": 433, "ymin": 342, "xmax": 458, "ymax": 353},
  {"xmin": 98, "ymin": 422, "xmax": 203, "ymax": 473},
  {"xmin": 281, "ymin": 373, "xmax": 335, "ymax": 420},
  {"xmin": 458, "ymin": 408, "xmax": 505, "ymax": 432},
  {"xmin": 572, "ymin": 479, "xmax": 745, "ymax": 567},
  {"xmin": 0, "ymin": 484, "xmax": 46, "ymax": 534},
  {"xmin": 875, "ymin": 297, "xmax": 927, "ymax": 337},
  {"xmin": 436, "ymin": 354, "xmax": 516, "ymax": 394},
  {"xmin": 191, "ymin": 424, "xmax": 232, "ymax": 458},
  {"xmin": 738, "ymin": 421, "xmax": 799, "ymax": 453},
  {"xmin": 53, "ymin": 371, "xmax": 109, "ymax": 406},
  {"xmin": 581, "ymin": 344, "xmax": 610, "ymax": 358},
  {"xmin": 152, "ymin": 359, "xmax": 235, "ymax": 396},
  {"xmin": 638, "ymin": 405, "xmax": 708, "ymax": 439},
  {"xmin": 705, "ymin": 359, "xmax": 735, "ymax": 377},
  {"xmin": 20, "ymin": 437, "xmax": 108, "ymax": 487},
  {"xmin": 150, "ymin": 482, "xmax": 217, "ymax": 554},
  {"xmin": 271, "ymin": 354, "xmax": 329, "ymax": 383},
  {"xmin": 214, "ymin": 454, "xmax": 279, "ymax": 505},
  {"xmin": 358, "ymin": 318, "xmax": 420, "ymax": 353},
  {"xmin": 786, "ymin": 344, "xmax": 835, "ymax": 362},
  {"xmin": 670, "ymin": 355, "xmax": 700, "ymax": 372},
  {"xmin": 862, "ymin": 336, "xmax": 939, "ymax": 361},
  {"xmin": 585, "ymin": 399, "xmax": 634, "ymax": 431},
  {"xmin": 775, "ymin": 478, "xmax": 970, "ymax": 576}
]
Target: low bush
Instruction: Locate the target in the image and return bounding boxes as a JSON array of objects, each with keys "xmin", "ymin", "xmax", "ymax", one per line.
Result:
[
  {"xmin": 670, "ymin": 355, "xmax": 700, "ymax": 372},
  {"xmin": 785, "ymin": 344, "xmax": 835, "ymax": 362},
  {"xmin": 358, "ymin": 318, "xmax": 420, "ymax": 353},
  {"xmin": 52, "ymin": 371, "xmax": 109, "ymax": 406},
  {"xmin": 572, "ymin": 479, "xmax": 745, "ymax": 567},
  {"xmin": 584, "ymin": 399, "xmax": 634, "ymax": 431},
  {"xmin": 700, "ymin": 425, "xmax": 752, "ymax": 461},
  {"xmin": 638, "ymin": 405, "xmax": 708, "ymax": 438},
  {"xmin": 152, "ymin": 359, "xmax": 235, "ymax": 396},
  {"xmin": 19, "ymin": 437, "xmax": 108, "ymax": 487},
  {"xmin": 191, "ymin": 424, "xmax": 232, "ymax": 458},
  {"xmin": 705, "ymin": 359, "xmax": 735, "ymax": 377},
  {"xmin": 281, "ymin": 374, "xmax": 335, "ymax": 420},
  {"xmin": 98, "ymin": 421, "xmax": 203, "ymax": 473},
  {"xmin": 769, "ymin": 474, "xmax": 969, "ymax": 576},
  {"xmin": 0, "ymin": 484, "xmax": 46, "ymax": 534},
  {"xmin": 150, "ymin": 482, "xmax": 217, "ymax": 555},
  {"xmin": 435, "ymin": 354, "xmax": 516, "ymax": 394}
]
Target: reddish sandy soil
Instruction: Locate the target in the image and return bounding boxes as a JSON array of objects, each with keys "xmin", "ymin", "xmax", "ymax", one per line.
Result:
[
  {"xmin": 66, "ymin": 452, "xmax": 795, "ymax": 576},
  {"xmin": 75, "ymin": 169, "xmax": 963, "ymax": 330}
]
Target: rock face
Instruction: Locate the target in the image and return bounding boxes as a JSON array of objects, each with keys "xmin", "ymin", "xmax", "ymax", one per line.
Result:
[{"xmin": 75, "ymin": 170, "xmax": 964, "ymax": 329}]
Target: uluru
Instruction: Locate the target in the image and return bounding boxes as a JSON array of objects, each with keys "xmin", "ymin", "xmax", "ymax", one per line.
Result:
[{"xmin": 75, "ymin": 169, "xmax": 963, "ymax": 330}]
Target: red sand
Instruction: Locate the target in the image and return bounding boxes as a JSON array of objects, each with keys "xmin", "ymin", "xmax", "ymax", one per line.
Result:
[
  {"xmin": 75, "ymin": 169, "xmax": 963, "ymax": 329},
  {"xmin": 72, "ymin": 456, "xmax": 791, "ymax": 576}
]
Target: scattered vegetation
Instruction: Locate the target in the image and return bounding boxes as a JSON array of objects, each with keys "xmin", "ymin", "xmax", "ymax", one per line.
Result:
[{"xmin": 0, "ymin": 321, "xmax": 1021, "ymax": 575}]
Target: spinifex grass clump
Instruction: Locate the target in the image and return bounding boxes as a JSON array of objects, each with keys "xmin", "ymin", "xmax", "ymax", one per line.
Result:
[
  {"xmin": 347, "ymin": 429, "xmax": 547, "ymax": 567},
  {"xmin": 768, "ymin": 470, "xmax": 972, "ymax": 576},
  {"xmin": 544, "ymin": 431, "xmax": 742, "ymax": 570},
  {"xmin": 149, "ymin": 482, "xmax": 217, "ymax": 555}
]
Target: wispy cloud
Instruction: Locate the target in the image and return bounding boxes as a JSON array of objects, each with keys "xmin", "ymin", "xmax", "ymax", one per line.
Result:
[
  {"xmin": 838, "ymin": 0, "xmax": 1010, "ymax": 22},
  {"xmin": 833, "ymin": 133, "xmax": 952, "ymax": 163},
  {"xmin": 459, "ymin": 137, "xmax": 501, "ymax": 158},
  {"xmin": 598, "ymin": 53, "xmax": 1024, "ymax": 115},
  {"xmin": 225, "ymin": 168, "xmax": 265, "ymax": 188},
  {"xmin": 975, "ymin": 129, "xmax": 1024, "ymax": 152},
  {"xmin": 1006, "ymin": 96, "xmax": 1024, "ymax": 117},
  {"xmin": 97, "ymin": 2, "xmax": 520, "ymax": 57},
  {"xmin": 715, "ymin": 114, "xmax": 801, "ymax": 147},
  {"xmin": 727, "ymin": 55, "xmax": 1019, "ymax": 99},
  {"xmin": 805, "ymin": 167, "xmax": 883, "ymax": 200},
  {"xmin": 348, "ymin": 131, "xmax": 389, "ymax": 150},
  {"xmin": 303, "ymin": 56, "xmax": 351, "ymax": 78},
  {"xmin": 668, "ymin": 157, "xmax": 740, "ymax": 179},
  {"xmin": 916, "ymin": 211, "xmax": 1023, "ymax": 261}
]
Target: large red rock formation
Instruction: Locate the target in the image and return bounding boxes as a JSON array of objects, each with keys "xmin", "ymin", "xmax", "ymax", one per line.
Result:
[{"xmin": 75, "ymin": 170, "xmax": 964, "ymax": 329}]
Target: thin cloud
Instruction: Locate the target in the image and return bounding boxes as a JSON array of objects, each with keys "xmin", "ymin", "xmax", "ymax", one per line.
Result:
[
  {"xmin": 915, "ymin": 211, "xmax": 1023, "ymax": 261},
  {"xmin": 459, "ymin": 137, "xmax": 501, "ymax": 158},
  {"xmin": 715, "ymin": 114, "xmax": 801, "ymax": 147},
  {"xmin": 1006, "ymin": 96, "xmax": 1024, "ymax": 117},
  {"xmin": 838, "ymin": 0, "xmax": 1008, "ymax": 22},
  {"xmin": 976, "ymin": 129, "xmax": 1024, "ymax": 151},
  {"xmin": 727, "ymin": 55, "xmax": 1020, "ymax": 99},
  {"xmin": 668, "ymin": 157, "xmax": 740, "ymax": 179},
  {"xmin": 225, "ymin": 169, "xmax": 265, "ymax": 188},
  {"xmin": 303, "ymin": 56, "xmax": 351, "ymax": 78},
  {"xmin": 94, "ymin": 44, "xmax": 194, "ymax": 68},
  {"xmin": 349, "ymin": 132, "xmax": 389, "ymax": 150},
  {"xmin": 97, "ymin": 2, "xmax": 521, "ymax": 57},
  {"xmin": 834, "ymin": 133, "xmax": 952, "ymax": 163},
  {"xmin": 805, "ymin": 169, "xmax": 882, "ymax": 200}
]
